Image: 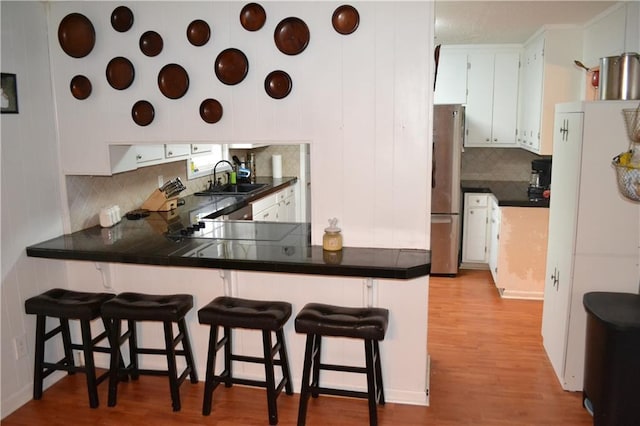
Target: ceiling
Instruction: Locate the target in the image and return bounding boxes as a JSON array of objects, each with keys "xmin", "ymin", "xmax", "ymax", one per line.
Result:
[{"xmin": 435, "ymin": 1, "xmax": 619, "ymax": 45}]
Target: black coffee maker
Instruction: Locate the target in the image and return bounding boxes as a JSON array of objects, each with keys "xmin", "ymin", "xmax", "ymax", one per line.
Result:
[{"xmin": 528, "ymin": 157, "xmax": 552, "ymax": 200}]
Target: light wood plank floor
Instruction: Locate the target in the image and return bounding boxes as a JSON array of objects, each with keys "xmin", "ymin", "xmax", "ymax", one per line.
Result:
[{"xmin": 3, "ymin": 270, "xmax": 593, "ymax": 425}]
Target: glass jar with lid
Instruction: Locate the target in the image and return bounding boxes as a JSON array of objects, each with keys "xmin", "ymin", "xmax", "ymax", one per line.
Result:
[{"xmin": 323, "ymin": 218, "xmax": 343, "ymax": 251}]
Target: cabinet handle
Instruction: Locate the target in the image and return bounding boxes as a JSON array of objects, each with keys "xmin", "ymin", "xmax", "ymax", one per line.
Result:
[
  {"xmin": 136, "ymin": 154, "xmax": 142, "ymax": 160},
  {"xmin": 493, "ymin": 138, "xmax": 497, "ymax": 142},
  {"xmin": 485, "ymin": 138, "xmax": 490, "ymax": 142},
  {"xmin": 193, "ymin": 146, "xmax": 198, "ymax": 151},
  {"xmin": 167, "ymin": 151, "xmax": 173, "ymax": 156}
]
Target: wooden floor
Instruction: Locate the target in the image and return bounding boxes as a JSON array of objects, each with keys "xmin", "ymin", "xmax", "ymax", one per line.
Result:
[{"xmin": 3, "ymin": 270, "xmax": 593, "ymax": 425}]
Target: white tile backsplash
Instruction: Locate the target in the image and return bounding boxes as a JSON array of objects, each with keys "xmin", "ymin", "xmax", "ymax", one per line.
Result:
[{"xmin": 461, "ymin": 148, "xmax": 541, "ymax": 181}]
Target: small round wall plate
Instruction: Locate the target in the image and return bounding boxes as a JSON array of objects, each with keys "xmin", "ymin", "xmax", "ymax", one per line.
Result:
[
  {"xmin": 139, "ymin": 31, "xmax": 163, "ymax": 57},
  {"xmin": 240, "ymin": 3, "xmax": 266, "ymax": 31},
  {"xmin": 199, "ymin": 98, "xmax": 223, "ymax": 123},
  {"xmin": 70, "ymin": 75, "xmax": 92, "ymax": 100},
  {"xmin": 274, "ymin": 17, "xmax": 309, "ymax": 55},
  {"xmin": 131, "ymin": 100, "xmax": 154, "ymax": 126},
  {"xmin": 158, "ymin": 63, "xmax": 189, "ymax": 99},
  {"xmin": 106, "ymin": 57, "xmax": 135, "ymax": 90},
  {"xmin": 58, "ymin": 13, "xmax": 96, "ymax": 58},
  {"xmin": 111, "ymin": 6, "xmax": 134, "ymax": 32},
  {"xmin": 264, "ymin": 70, "xmax": 292, "ymax": 99},
  {"xmin": 332, "ymin": 5, "xmax": 359, "ymax": 35},
  {"xmin": 214, "ymin": 48, "xmax": 249, "ymax": 85},
  {"xmin": 187, "ymin": 19, "xmax": 211, "ymax": 46}
]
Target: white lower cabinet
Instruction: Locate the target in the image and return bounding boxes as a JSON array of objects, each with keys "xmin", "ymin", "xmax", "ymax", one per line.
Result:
[
  {"xmin": 462, "ymin": 193, "xmax": 489, "ymax": 263},
  {"xmin": 252, "ymin": 184, "xmax": 298, "ymax": 222},
  {"xmin": 487, "ymin": 196, "xmax": 500, "ymax": 282}
]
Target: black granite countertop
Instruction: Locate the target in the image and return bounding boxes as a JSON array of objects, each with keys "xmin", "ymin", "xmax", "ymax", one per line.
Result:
[
  {"xmin": 461, "ymin": 180, "xmax": 550, "ymax": 208},
  {"xmin": 26, "ymin": 177, "xmax": 430, "ymax": 280}
]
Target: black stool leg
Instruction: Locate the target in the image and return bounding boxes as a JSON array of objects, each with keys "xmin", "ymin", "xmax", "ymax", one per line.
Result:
[
  {"xmin": 32, "ymin": 315, "xmax": 46, "ymax": 400},
  {"xmin": 276, "ymin": 329, "xmax": 294, "ymax": 395},
  {"xmin": 127, "ymin": 320, "xmax": 140, "ymax": 380},
  {"xmin": 177, "ymin": 318, "xmax": 198, "ymax": 383},
  {"xmin": 107, "ymin": 318, "xmax": 122, "ymax": 407},
  {"xmin": 163, "ymin": 321, "xmax": 181, "ymax": 412},
  {"xmin": 80, "ymin": 319, "xmax": 99, "ymax": 408},
  {"xmin": 373, "ymin": 340, "xmax": 385, "ymax": 405},
  {"xmin": 223, "ymin": 326, "xmax": 233, "ymax": 388},
  {"xmin": 364, "ymin": 339, "xmax": 378, "ymax": 426},
  {"xmin": 310, "ymin": 334, "xmax": 322, "ymax": 398},
  {"xmin": 202, "ymin": 325, "xmax": 219, "ymax": 416},
  {"xmin": 297, "ymin": 334, "xmax": 316, "ymax": 426},
  {"xmin": 60, "ymin": 318, "xmax": 75, "ymax": 373},
  {"xmin": 262, "ymin": 331, "xmax": 279, "ymax": 425}
]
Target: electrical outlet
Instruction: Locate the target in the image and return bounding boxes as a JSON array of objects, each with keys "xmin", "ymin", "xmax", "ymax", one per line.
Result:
[{"xmin": 14, "ymin": 334, "xmax": 27, "ymax": 359}]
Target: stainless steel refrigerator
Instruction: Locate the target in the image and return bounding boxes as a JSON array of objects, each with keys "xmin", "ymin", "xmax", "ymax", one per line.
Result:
[{"xmin": 430, "ymin": 104, "xmax": 464, "ymax": 275}]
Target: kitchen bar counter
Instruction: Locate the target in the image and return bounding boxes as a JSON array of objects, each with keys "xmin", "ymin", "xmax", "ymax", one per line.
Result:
[
  {"xmin": 26, "ymin": 178, "xmax": 430, "ymax": 280},
  {"xmin": 461, "ymin": 180, "xmax": 550, "ymax": 208}
]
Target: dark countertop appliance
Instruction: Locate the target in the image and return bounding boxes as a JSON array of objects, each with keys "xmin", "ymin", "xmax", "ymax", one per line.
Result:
[{"xmin": 528, "ymin": 157, "xmax": 552, "ymax": 200}]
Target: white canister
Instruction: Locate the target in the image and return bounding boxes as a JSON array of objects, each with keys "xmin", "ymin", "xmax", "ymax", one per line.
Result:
[{"xmin": 272, "ymin": 154, "xmax": 282, "ymax": 179}]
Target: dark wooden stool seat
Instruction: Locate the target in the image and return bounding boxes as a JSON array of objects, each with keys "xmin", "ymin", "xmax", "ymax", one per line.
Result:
[
  {"xmin": 198, "ymin": 296, "xmax": 294, "ymax": 425},
  {"xmin": 24, "ymin": 288, "xmax": 116, "ymax": 408},
  {"xmin": 295, "ymin": 303, "xmax": 389, "ymax": 426},
  {"xmin": 101, "ymin": 292, "xmax": 198, "ymax": 412}
]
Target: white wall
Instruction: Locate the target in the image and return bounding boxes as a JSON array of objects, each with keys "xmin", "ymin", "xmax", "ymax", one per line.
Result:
[
  {"xmin": 47, "ymin": 1, "xmax": 433, "ymax": 249},
  {"xmin": 1, "ymin": 1, "xmax": 69, "ymax": 418}
]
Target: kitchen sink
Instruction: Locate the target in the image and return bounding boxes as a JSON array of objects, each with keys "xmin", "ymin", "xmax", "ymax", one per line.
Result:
[{"xmin": 194, "ymin": 183, "xmax": 267, "ymax": 196}]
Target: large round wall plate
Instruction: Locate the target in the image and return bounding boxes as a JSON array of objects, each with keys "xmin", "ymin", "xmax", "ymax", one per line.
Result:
[
  {"xmin": 106, "ymin": 57, "xmax": 135, "ymax": 90},
  {"xmin": 332, "ymin": 5, "xmax": 359, "ymax": 35},
  {"xmin": 264, "ymin": 70, "xmax": 292, "ymax": 99},
  {"xmin": 158, "ymin": 63, "xmax": 189, "ymax": 99},
  {"xmin": 199, "ymin": 98, "xmax": 223, "ymax": 123},
  {"xmin": 70, "ymin": 75, "xmax": 92, "ymax": 100},
  {"xmin": 187, "ymin": 19, "xmax": 211, "ymax": 46},
  {"xmin": 111, "ymin": 6, "xmax": 134, "ymax": 32},
  {"xmin": 139, "ymin": 31, "xmax": 163, "ymax": 57},
  {"xmin": 214, "ymin": 48, "xmax": 249, "ymax": 85},
  {"xmin": 58, "ymin": 13, "xmax": 96, "ymax": 58},
  {"xmin": 131, "ymin": 100, "xmax": 154, "ymax": 126},
  {"xmin": 274, "ymin": 17, "xmax": 309, "ymax": 55},
  {"xmin": 240, "ymin": 3, "xmax": 266, "ymax": 31}
]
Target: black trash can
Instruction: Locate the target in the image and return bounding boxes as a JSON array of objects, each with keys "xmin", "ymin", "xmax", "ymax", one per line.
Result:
[{"xmin": 583, "ymin": 292, "xmax": 640, "ymax": 426}]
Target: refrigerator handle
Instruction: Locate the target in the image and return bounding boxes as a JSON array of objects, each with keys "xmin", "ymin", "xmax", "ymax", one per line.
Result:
[{"xmin": 432, "ymin": 142, "xmax": 436, "ymax": 188}]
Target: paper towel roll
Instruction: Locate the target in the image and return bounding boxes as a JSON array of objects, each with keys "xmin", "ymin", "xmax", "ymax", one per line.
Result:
[{"xmin": 272, "ymin": 154, "xmax": 282, "ymax": 179}]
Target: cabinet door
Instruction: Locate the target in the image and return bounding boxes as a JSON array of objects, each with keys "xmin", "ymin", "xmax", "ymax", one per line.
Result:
[
  {"xmin": 465, "ymin": 52, "xmax": 494, "ymax": 146},
  {"xmin": 491, "ymin": 52, "xmax": 519, "ymax": 145},
  {"xmin": 462, "ymin": 194, "xmax": 489, "ymax": 263},
  {"xmin": 520, "ymin": 36, "xmax": 544, "ymax": 152},
  {"xmin": 541, "ymin": 111, "xmax": 583, "ymax": 382},
  {"xmin": 135, "ymin": 145, "xmax": 164, "ymax": 164},
  {"xmin": 164, "ymin": 144, "xmax": 191, "ymax": 159},
  {"xmin": 488, "ymin": 197, "xmax": 500, "ymax": 282},
  {"xmin": 434, "ymin": 49, "xmax": 468, "ymax": 105},
  {"xmin": 254, "ymin": 203, "xmax": 278, "ymax": 222},
  {"xmin": 191, "ymin": 144, "xmax": 212, "ymax": 155}
]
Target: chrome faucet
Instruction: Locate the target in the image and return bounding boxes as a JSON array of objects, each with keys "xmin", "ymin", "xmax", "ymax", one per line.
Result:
[{"xmin": 209, "ymin": 160, "xmax": 234, "ymax": 190}]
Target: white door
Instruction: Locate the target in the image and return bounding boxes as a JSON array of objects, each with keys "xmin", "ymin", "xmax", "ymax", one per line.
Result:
[{"xmin": 541, "ymin": 111, "xmax": 583, "ymax": 383}]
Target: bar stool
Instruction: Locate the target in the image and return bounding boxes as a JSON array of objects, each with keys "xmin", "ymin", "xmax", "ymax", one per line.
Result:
[
  {"xmin": 295, "ymin": 303, "xmax": 389, "ymax": 426},
  {"xmin": 101, "ymin": 292, "xmax": 198, "ymax": 412},
  {"xmin": 24, "ymin": 288, "xmax": 116, "ymax": 408},
  {"xmin": 198, "ymin": 296, "xmax": 294, "ymax": 425}
]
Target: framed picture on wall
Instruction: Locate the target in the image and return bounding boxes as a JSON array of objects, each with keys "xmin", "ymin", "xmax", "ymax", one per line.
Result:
[{"xmin": 1, "ymin": 73, "xmax": 19, "ymax": 114}]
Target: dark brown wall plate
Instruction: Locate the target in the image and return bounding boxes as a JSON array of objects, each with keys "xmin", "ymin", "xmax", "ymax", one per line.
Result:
[
  {"xmin": 70, "ymin": 75, "xmax": 92, "ymax": 100},
  {"xmin": 131, "ymin": 100, "xmax": 154, "ymax": 126},
  {"xmin": 111, "ymin": 6, "xmax": 134, "ymax": 32},
  {"xmin": 140, "ymin": 31, "xmax": 163, "ymax": 57},
  {"xmin": 240, "ymin": 3, "xmax": 266, "ymax": 31},
  {"xmin": 215, "ymin": 48, "xmax": 249, "ymax": 85},
  {"xmin": 264, "ymin": 70, "xmax": 292, "ymax": 99},
  {"xmin": 187, "ymin": 19, "xmax": 211, "ymax": 46},
  {"xmin": 58, "ymin": 13, "xmax": 96, "ymax": 58},
  {"xmin": 274, "ymin": 17, "xmax": 309, "ymax": 55},
  {"xmin": 158, "ymin": 63, "xmax": 189, "ymax": 99},
  {"xmin": 106, "ymin": 57, "xmax": 135, "ymax": 90},
  {"xmin": 200, "ymin": 98, "xmax": 223, "ymax": 123},
  {"xmin": 332, "ymin": 5, "xmax": 359, "ymax": 35}
]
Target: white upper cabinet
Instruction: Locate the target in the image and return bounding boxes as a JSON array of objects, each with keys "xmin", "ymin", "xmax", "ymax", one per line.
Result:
[
  {"xmin": 517, "ymin": 28, "xmax": 582, "ymax": 155},
  {"xmin": 464, "ymin": 47, "xmax": 520, "ymax": 147},
  {"xmin": 434, "ymin": 48, "xmax": 468, "ymax": 105}
]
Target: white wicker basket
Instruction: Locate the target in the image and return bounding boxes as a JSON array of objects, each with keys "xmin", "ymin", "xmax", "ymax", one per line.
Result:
[{"xmin": 612, "ymin": 160, "xmax": 640, "ymax": 202}]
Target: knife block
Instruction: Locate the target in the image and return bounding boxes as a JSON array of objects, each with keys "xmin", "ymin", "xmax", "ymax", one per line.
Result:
[{"xmin": 141, "ymin": 189, "xmax": 179, "ymax": 211}]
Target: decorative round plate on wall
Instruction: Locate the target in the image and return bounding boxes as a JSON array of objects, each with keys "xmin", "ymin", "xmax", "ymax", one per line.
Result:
[
  {"xmin": 274, "ymin": 17, "xmax": 309, "ymax": 55},
  {"xmin": 106, "ymin": 57, "xmax": 135, "ymax": 90},
  {"xmin": 70, "ymin": 75, "xmax": 92, "ymax": 100},
  {"xmin": 110, "ymin": 6, "xmax": 134, "ymax": 32},
  {"xmin": 199, "ymin": 98, "xmax": 223, "ymax": 123},
  {"xmin": 58, "ymin": 13, "xmax": 96, "ymax": 58},
  {"xmin": 264, "ymin": 70, "xmax": 292, "ymax": 99},
  {"xmin": 332, "ymin": 5, "xmax": 359, "ymax": 35},
  {"xmin": 131, "ymin": 100, "xmax": 155, "ymax": 126},
  {"xmin": 187, "ymin": 19, "xmax": 211, "ymax": 46},
  {"xmin": 139, "ymin": 31, "xmax": 163, "ymax": 57},
  {"xmin": 214, "ymin": 48, "xmax": 249, "ymax": 85},
  {"xmin": 240, "ymin": 3, "xmax": 266, "ymax": 31},
  {"xmin": 158, "ymin": 63, "xmax": 189, "ymax": 99}
]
